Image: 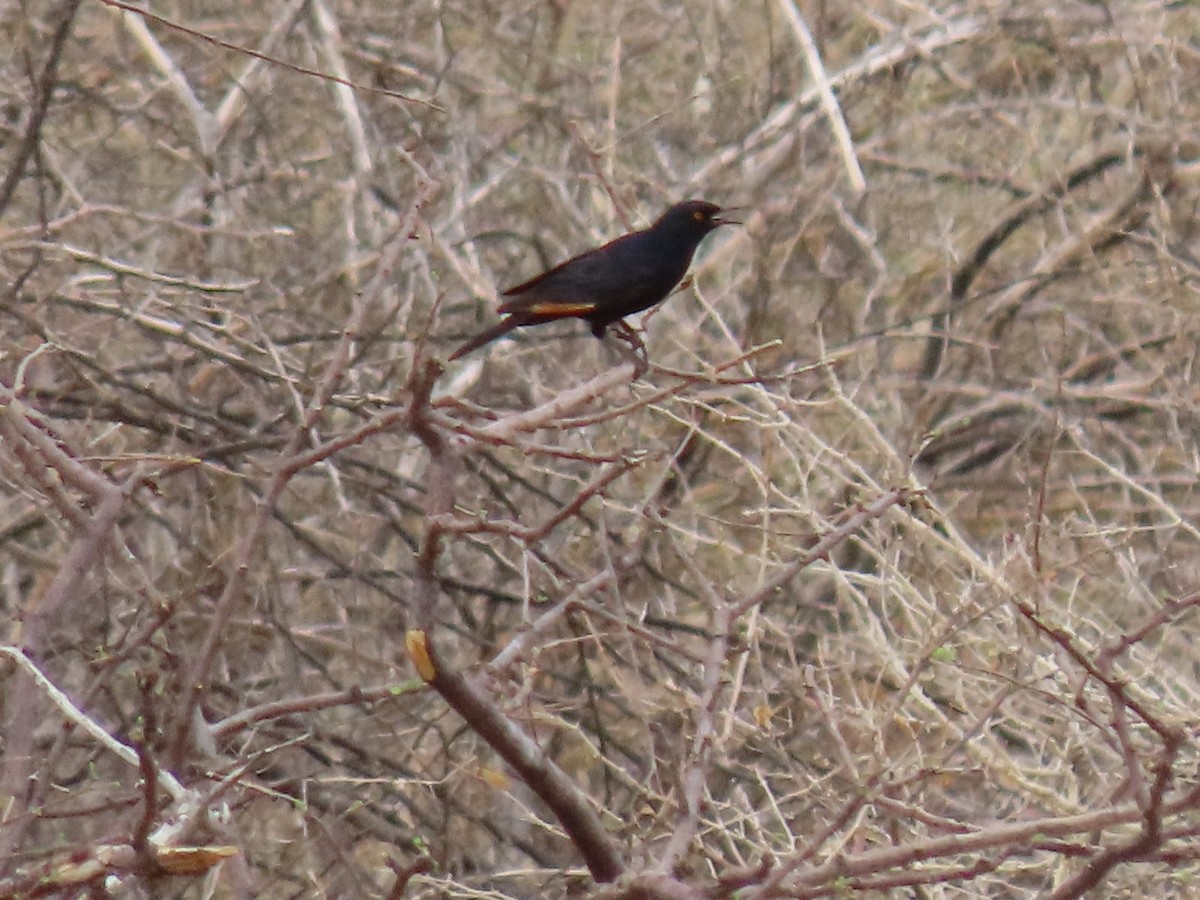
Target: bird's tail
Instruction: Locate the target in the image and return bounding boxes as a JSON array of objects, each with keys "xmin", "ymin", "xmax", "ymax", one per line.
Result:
[{"xmin": 447, "ymin": 318, "xmax": 519, "ymax": 361}]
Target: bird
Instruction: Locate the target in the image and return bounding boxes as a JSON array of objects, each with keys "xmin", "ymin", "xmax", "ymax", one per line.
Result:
[{"xmin": 448, "ymin": 199, "xmax": 737, "ymax": 361}]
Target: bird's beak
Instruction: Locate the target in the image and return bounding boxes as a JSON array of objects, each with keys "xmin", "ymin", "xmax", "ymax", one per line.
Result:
[{"xmin": 713, "ymin": 207, "xmax": 743, "ymax": 227}]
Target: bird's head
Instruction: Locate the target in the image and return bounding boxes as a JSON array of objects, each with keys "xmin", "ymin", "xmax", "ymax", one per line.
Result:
[{"xmin": 661, "ymin": 199, "xmax": 741, "ymax": 233}]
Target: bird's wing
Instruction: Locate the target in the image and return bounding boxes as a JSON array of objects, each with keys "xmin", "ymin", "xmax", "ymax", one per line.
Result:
[{"xmin": 499, "ymin": 235, "xmax": 649, "ymax": 316}]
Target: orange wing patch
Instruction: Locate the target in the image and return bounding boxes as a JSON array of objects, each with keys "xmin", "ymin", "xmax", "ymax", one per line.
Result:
[{"xmin": 526, "ymin": 302, "xmax": 596, "ymax": 317}]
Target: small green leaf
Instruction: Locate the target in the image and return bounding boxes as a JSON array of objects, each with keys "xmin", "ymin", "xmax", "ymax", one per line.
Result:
[{"xmin": 931, "ymin": 645, "xmax": 957, "ymax": 663}]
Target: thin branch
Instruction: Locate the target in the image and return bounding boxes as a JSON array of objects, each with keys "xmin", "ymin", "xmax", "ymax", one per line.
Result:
[
  {"xmin": 0, "ymin": 0, "xmax": 83, "ymax": 218},
  {"xmin": 0, "ymin": 647, "xmax": 186, "ymax": 802},
  {"xmin": 96, "ymin": 0, "xmax": 440, "ymax": 110},
  {"xmin": 776, "ymin": 0, "xmax": 866, "ymax": 193},
  {"xmin": 408, "ymin": 356, "xmax": 625, "ymax": 883}
]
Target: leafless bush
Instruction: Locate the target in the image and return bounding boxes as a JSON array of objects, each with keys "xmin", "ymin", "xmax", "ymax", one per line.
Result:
[{"xmin": 4, "ymin": 1, "xmax": 1200, "ymax": 897}]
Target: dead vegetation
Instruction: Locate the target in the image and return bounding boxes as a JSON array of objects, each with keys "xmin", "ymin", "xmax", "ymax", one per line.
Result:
[{"xmin": 4, "ymin": 0, "xmax": 1200, "ymax": 897}]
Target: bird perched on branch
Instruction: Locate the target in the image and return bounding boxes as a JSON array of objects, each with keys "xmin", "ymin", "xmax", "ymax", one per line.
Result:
[{"xmin": 448, "ymin": 199, "xmax": 737, "ymax": 361}]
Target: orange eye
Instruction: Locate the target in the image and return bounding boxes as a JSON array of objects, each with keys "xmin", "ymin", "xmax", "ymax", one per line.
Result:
[{"xmin": 693, "ymin": 210, "xmax": 704, "ymax": 221}]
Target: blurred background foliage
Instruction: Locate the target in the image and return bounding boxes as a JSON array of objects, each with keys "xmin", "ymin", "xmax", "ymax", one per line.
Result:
[{"xmin": 3, "ymin": 0, "xmax": 1200, "ymax": 896}]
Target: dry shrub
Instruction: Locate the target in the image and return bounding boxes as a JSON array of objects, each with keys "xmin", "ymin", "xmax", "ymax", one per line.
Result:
[{"xmin": 3, "ymin": 1, "xmax": 1200, "ymax": 897}]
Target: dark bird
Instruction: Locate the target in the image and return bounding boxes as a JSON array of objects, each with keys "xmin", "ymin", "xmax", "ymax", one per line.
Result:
[{"xmin": 449, "ymin": 199, "xmax": 737, "ymax": 361}]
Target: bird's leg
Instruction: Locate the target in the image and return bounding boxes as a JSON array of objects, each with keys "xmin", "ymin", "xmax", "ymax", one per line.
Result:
[{"xmin": 610, "ymin": 320, "xmax": 648, "ymax": 378}]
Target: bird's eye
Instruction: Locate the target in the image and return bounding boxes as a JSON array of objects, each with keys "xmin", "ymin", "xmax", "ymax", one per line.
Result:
[{"xmin": 693, "ymin": 210, "xmax": 704, "ymax": 222}]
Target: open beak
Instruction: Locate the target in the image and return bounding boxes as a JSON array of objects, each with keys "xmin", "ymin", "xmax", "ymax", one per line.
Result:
[{"xmin": 713, "ymin": 207, "xmax": 743, "ymax": 227}]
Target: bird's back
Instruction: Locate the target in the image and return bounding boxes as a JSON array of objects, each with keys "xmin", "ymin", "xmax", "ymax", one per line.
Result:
[{"xmin": 500, "ymin": 227, "xmax": 699, "ymax": 326}]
